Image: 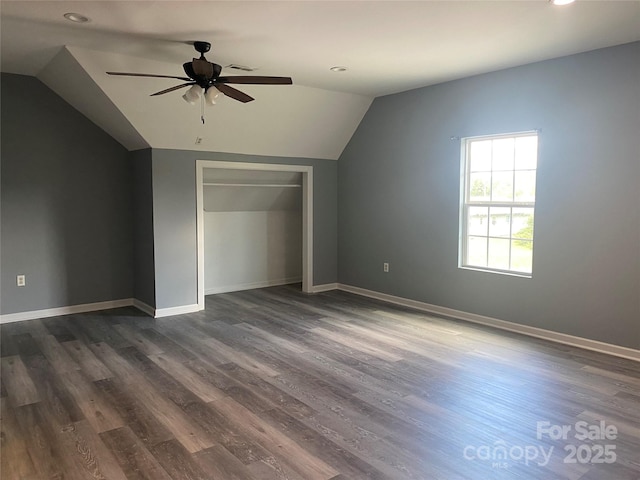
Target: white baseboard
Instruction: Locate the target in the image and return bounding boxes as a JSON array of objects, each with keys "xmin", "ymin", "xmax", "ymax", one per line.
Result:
[
  {"xmin": 205, "ymin": 277, "xmax": 302, "ymax": 296},
  {"xmin": 0, "ymin": 298, "xmax": 135, "ymax": 324},
  {"xmin": 338, "ymin": 284, "xmax": 640, "ymax": 362},
  {"xmin": 309, "ymin": 283, "xmax": 339, "ymax": 293},
  {"xmin": 132, "ymin": 299, "xmax": 155, "ymax": 317},
  {"xmin": 154, "ymin": 303, "xmax": 201, "ymax": 318},
  {"xmin": 0, "ymin": 297, "xmax": 200, "ymax": 321}
]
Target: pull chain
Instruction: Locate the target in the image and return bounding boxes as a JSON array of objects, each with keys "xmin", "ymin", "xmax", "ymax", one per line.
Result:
[{"xmin": 201, "ymin": 93, "xmax": 205, "ymax": 124}]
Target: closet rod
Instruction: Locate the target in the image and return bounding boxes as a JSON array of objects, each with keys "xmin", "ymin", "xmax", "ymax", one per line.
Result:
[{"xmin": 203, "ymin": 183, "xmax": 302, "ymax": 188}]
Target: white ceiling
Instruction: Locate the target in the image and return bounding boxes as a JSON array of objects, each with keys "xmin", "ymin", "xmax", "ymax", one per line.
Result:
[{"xmin": 2, "ymin": 1, "xmax": 639, "ymax": 157}]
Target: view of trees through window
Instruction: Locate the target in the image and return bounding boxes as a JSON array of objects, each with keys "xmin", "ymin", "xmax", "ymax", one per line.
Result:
[{"xmin": 460, "ymin": 132, "xmax": 538, "ymax": 275}]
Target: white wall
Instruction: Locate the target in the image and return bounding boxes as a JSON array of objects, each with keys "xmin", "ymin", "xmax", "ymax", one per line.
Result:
[{"xmin": 204, "ymin": 210, "xmax": 302, "ymax": 294}]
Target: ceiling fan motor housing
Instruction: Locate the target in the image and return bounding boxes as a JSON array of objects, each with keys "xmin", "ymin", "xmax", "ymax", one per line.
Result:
[
  {"xmin": 183, "ymin": 61, "xmax": 222, "ymax": 88},
  {"xmin": 193, "ymin": 41, "xmax": 211, "ymax": 55}
]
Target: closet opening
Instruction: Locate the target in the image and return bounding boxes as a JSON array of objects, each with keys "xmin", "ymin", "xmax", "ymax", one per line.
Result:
[{"xmin": 196, "ymin": 160, "xmax": 313, "ymax": 310}]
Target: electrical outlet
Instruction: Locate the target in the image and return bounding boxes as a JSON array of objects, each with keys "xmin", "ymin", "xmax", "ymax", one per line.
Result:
[
  {"xmin": 383, "ymin": 262, "xmax": 389, "ymax": 273},
  {"xmin": 17, "ymin": 274, "xmax": 26, "ymax": 287}
]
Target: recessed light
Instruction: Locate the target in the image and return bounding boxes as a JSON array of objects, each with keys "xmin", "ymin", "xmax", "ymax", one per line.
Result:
[
  {"xmin": 64, "ymin": 12, "xmax": 90, "ymax": 23},
  {"xmin": 330, "ymin": 66, "xmax": 348, "ymax": 72},
  {"xmin": 549, "ymin": 0, "xmax": 575, "ymax": 5}
]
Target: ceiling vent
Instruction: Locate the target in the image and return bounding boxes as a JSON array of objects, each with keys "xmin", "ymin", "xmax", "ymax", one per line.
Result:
[{"xmin": 226, "ymin": 64, "xmax": 256, "ymax": 72}]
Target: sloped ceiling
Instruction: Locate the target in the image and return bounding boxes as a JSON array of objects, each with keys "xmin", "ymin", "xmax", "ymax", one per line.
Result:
[
  {"xmin": 2, "ymin": 1, "xmax": 639, "ymax": 158},
  {"xmin": 38, "ymin": 47, "xmax": 150, "ymax": 150},
  {"xmin": 38, "ymin": 45, "xmax": 372, "ymax": 158}
]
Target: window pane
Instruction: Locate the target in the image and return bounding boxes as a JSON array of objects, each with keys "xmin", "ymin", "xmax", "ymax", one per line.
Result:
[
  {"xmin": 489, "ymin": 207, "xmax": 511, "ymax": 238},
  {"xmin": 512, "ymin": 208, "xmax": 534, "ymax": 240},
  {"xmin": 467, "ymin": 236, "xmax": 487, "ymax": 267},
  {"xmin": 514, "ymin": 136, "xmax": 538, "ymax": 170},
  {"xmin": 492, "ymin": 138, "xmax": 515, "ymax": 171},
  {"xmin": 468, "ymin": 206, "xmax": 488, "ymax": 236},
  {"xmin": 515, "ymin": 170, "xmax": 536, "ymax": 202},
  {"xmin": 491, "ymin": 171, "xmax": 513, "ymax": 201},
  {"xmin": 511, "ymin": 240, "xmax": 533, "ymax": 273},
  {"xmin": 470, "ymin": 140, "xmax": 492, "ymax": 171},
  {"xmin": 469, "ymin": 172, "xmax": 491, "ymax": 201},
  {"xmin": 488, "ymin": 237, "xmax": 510, "ymax": 270}
]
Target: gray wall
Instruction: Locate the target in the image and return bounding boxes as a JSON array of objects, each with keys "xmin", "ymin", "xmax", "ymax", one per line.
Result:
[
  {"xmin": 151, "ymin": 149, "xmax": 338, "ymax": 309},
  {"xmin": 338, "ymin": 42, "xmax": 640, "ymax": 350},
  {"xmin": 1, "ymin": 73, "xmax": 133, "ymax": 314},
  {"xmin": 131, "ymin": 148, "xmax": 155, "ymax": 307}
]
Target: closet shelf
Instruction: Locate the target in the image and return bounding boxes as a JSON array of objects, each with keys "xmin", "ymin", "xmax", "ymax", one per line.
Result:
[{"xmin": 203, "ymin": 183, "xmax": 301, "ymax": 188}]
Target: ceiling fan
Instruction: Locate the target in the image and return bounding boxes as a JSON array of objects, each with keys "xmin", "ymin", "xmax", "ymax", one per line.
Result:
[{"xmin": 106, "ymin": 41, "xmax": 292, "ymax": 104}]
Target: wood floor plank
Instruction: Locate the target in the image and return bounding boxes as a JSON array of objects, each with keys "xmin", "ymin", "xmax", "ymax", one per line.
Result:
[
  {"xmin": 1, "ymin": 356, "xmax": 40, "ymax": 406},
  {"xmin": 21, "ymin": 353, "xmax": 85, "ymax": 426},
  {"xmin": 193, "ymin": 444, "xmax": 261, "ymax": 480},
  {"xmin": 147, "ymin": 439, "xmax": 211, "ymax": 480},
  {"xmin": 1, "ymin": 328, "xmax": 20, "ymax": 357},
  {"xmin": 235, "ymin": 322, "xmax": 309, "ymax": 354},
  {"xmin": 119, "ymin": 346, "xmax": 208, "ymax": 408},
  {"xmin": 56, "ymin": 420, "xmax": 129, "ymax": 480},
  {"xmin": 67, "ymin": 316, "xmax": 132, "ymax": 349},
  {"xmin": 310, "ymin": 325, "xmax": 404, "ymax": 362},
  {"xmin": 89, "ymin": 342, "xmax": 215, "ymax": 453},
  {"xmin": 13, "ymin": 403, "xmax": 69, "ymax": 480},
  {"xmin": 10, "ymin": 333, "xmax": 41, "ymax": 357},
  {"xmin": 43, "ymin": 317, "xmax": 77, "ymax": 343},
  {"xmin": 260, "ymin": 406, "xmax": 394, "ymax": 480},
  {"xmin": 94, "ymin": 378, "xmax": 174, "ymax": 447},
  {"xmin": 219, "ymin": 363, "xmax": 315, "ymax": 419},
  {"xmin": 19, "ymin": 319, "xmax": 51, "ymax": 338},
  {"xmin": 209, "ymin": 396, "xmax": 340, "ymax": 479},
  {"xmin": 245, "ymin": 455, "xmax": 307, "ymax": 480},
  {"xmin": 0, "ymin": 377, "xmax": 7, "ymax": 398},
  {"xmin": 122, "ymin": 377, "xmax": 215, "ymax": 453},
  {"xmin": 112, "ymin": 323, "xmax": 165, "ymax": 355},
  {"xmin": 147, "ymin": 353, "xmax": 226, "ymax": 402},
  {"xmin": 57, "ymin": 369, "xmax": 124, "ymax": 433},
  {"xmin": 35, "ymin": 334, "xmax": 81, "ymax": 374},
  {"xmin": 62, "ymin": 339, "xmax": 113, "ymax": 381},
  {"xmin": 204, "ymin": 335, "xmax": 280, "ymax": 377},
  {"xmin": 151, "ymin": 322, "xmax": 232, "ymax": 366},
  {"xmin": 135, "ymin": 327, "xmax": 200, "ymax": 362},
  {"xmin": 1, "ymin": 397, "xmax": 37, "ymax": 479},
  {"xmin": 182, "ymin": 400, "xmax": 273, "ymax": 465},
  {"xmin": 100, "ymin": 426, "xmax": 173, "ymax": 480}
]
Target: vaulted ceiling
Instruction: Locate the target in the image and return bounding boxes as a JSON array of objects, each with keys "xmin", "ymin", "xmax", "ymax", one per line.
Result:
[{"xmin": 2, "ymin": 1, "xmax": 639, "ymax": 159}]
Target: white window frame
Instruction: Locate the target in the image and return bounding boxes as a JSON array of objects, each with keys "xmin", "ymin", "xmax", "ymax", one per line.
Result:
[{"xmin": 459, "ymin": 131, "xmax": 538, "ymax": 277}]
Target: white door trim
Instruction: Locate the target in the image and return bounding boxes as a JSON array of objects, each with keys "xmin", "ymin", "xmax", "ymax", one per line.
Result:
[{"xmin": 195, "ymin": 160, "xmax": 314, "ymax": 310}]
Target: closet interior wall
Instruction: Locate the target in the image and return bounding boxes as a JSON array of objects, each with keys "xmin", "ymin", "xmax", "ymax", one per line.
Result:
[{"xmin": 202, "ymin": 168, "xmax": 303, "ymax": 294}]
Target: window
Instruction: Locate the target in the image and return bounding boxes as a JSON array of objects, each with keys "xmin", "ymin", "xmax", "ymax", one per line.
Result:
[{"xmin": 459, "ymin": 131, "xmax": 538, "ymax": 276}]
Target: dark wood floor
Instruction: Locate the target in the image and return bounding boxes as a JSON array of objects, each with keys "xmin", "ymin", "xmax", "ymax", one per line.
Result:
[{"xmin": 1, "ymin": 286, "xmax": 639, "ymax": 479}]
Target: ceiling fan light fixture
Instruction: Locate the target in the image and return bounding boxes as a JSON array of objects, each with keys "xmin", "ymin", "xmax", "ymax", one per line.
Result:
[
  {"xmin": 549, "ymin": 0, "xmax": 575, "ymax": 5},
  {"xmin": 63, "ymin": 12, "xmax": 90, "ymax": 23},
  {"xmin": 205, "ymin": 86, "xmax": 221, "ymax": 106},
  {"xmin": 182, "ymin": 85, "xmax": 202, "ymax": 105},
  {"xmin": 330, "ymin": 66, "xmax": 348, "ymax": 72}
]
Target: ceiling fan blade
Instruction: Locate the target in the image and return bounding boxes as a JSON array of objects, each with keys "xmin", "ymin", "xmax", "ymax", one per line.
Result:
[
  {"xmin": 217, "ymin": 76, "xmax": 293, "ymax": 85},
  {"xmin": 107, "ymin": 72, "xmax": 192, "ymax": 81},
  {"xmin": 215, "ymin": 83, "xmax": 254, "ymax": 103},
  {"xmin": 150, "ymin": 82, "xmax": 195, "ymax": 96},
  {"xmin": 191, "ymin": 58, "xmax": 214, "ymax": 78}
]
